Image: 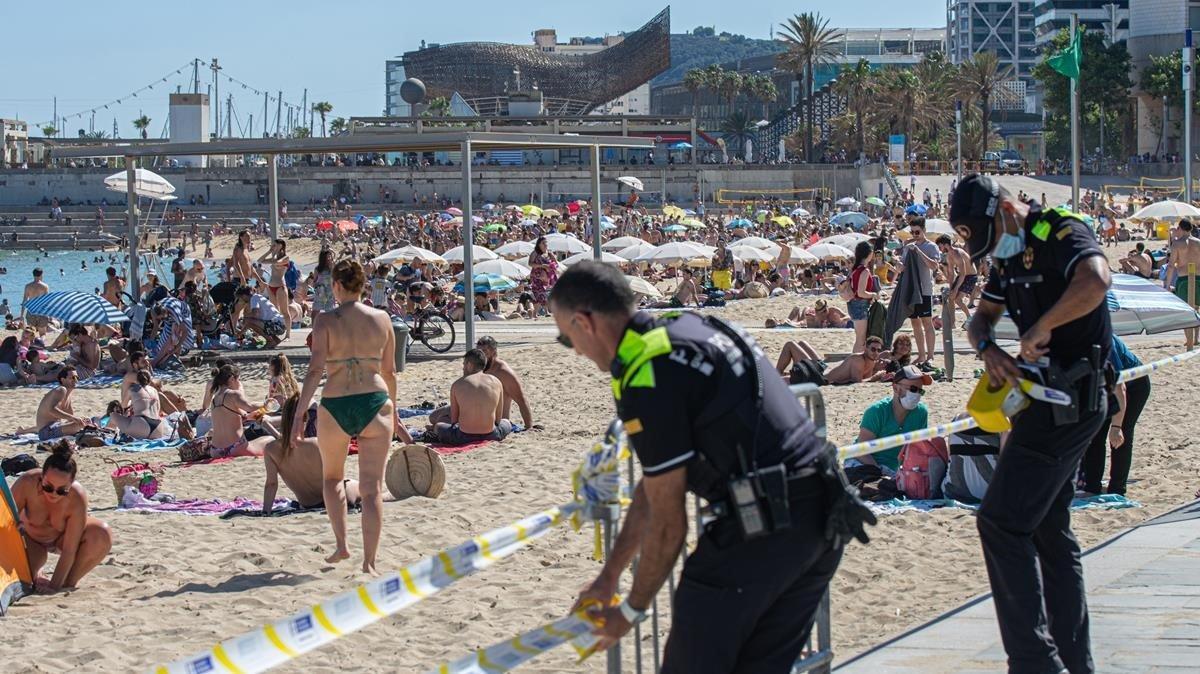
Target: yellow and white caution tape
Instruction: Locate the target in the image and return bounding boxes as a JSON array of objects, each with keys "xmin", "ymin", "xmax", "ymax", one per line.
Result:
[
  {"xmin": 151, "ymin": 423, "xmax": 630, "ymax": 674},
  {"xmin": 430, "ymin": 610, "xmax": 603, "ymax": 674},
  {"xmin": 1116, "ymin": 348, "xmax": 1200, "ymax": 383},
  {"xmin": 837, "ymin": 417, "xmax": 980, "ymax": 463}
]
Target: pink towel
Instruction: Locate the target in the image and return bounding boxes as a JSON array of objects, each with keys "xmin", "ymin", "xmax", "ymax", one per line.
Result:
[{"xmin": 118, "ymin": 497, "xmax": 290, "ymax": 516}]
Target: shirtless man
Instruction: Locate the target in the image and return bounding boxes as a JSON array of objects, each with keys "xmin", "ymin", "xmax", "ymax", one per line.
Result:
[
  {"xmin": 474, "ymin": 336, "xmax": 535, "ymax": 428},
  {"xmin": 21, "ymin": 268, "xmax": 50, "ymax": 335},
  {"xmin": 65, "ymin": 325, "xmax": 101, "ymax": 380},
  {"xmin": 657, "ymin": 268, "xmax": 705, "ymax": 308},
  {"xmin": 1167, "ymin": 219, "xmax": 1200, "ymax": 349},
  {"xmin": 1119, "ymin": 243, "xmax": 1154, "ymax": 279},
  {"xmin": 430, "ymin": 349, "xmax": 511, "ymax": 446},
  {"xmin": 101, "ymin": 267, "xmax": 125, "ymax": 309},
  {"xmin": 263, "ymin": 396, "xmax": 361, "ymax": 513},
  {"xmin": 12, "ymin": 442, "xmax": 112, "ymax": 592},
  {"xmin": 774, "ymin": 335, "xmax": 886, "ymax": 385},
  {"xmin": 21, "ymin": 367, "xmax": 92, "ymax": 441},
  {"xmin": 937, "ymin": 234, "xmax": 975, "ymax": 327}
]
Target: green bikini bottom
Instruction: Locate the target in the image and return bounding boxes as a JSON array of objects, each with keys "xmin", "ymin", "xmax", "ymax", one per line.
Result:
[{"xmin": 320, "ymin": 391, "xmax": 391, "ymax": 437}]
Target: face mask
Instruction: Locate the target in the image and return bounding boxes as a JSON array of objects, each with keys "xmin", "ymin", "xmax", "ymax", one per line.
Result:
[
  {"xmin": 899, "ymin": 390, "xmax": 922, "ymax": 410},
  {"xmin": 992, "ymin": 211, "xmax": 1026, "ymax": 259}
]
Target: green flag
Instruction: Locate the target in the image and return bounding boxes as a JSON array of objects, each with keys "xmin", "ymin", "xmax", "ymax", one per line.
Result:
[{"xmin": 1049, "ymin": 27, "xmax": 1083, "ymax": 80}]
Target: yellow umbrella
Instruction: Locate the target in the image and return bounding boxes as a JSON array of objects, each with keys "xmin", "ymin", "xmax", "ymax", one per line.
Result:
[
  {"xmin": 662, "ymin": 205, "xmax": 685, "ymax": 219},
  {"xmin": 771, "ymin": 216, "xmax": 795, "ymax": 227},
  {"xmin": 682, "ymin": 217, "xmax": 705, "ymax": 228},
  {"xmin": 521, "ymin": 204, "xmax": 543, "ymax": 217},
  {"xmin": 543, "ymin": 208, "xmax": 561, "ymax": 218}
]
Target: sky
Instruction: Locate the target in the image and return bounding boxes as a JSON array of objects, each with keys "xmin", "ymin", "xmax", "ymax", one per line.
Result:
[{"xmin": 3, "ymin": 1, "xmax": 944, "ymax": 138}]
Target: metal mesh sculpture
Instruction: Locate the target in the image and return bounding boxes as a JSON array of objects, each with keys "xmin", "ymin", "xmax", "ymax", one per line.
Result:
[{"xmin": 400, "ymin": 7, "xmax": 670, "ymax": 114}]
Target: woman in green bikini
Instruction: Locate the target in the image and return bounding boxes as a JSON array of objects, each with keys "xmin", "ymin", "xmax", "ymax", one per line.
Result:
[{"xmin": 293, "ymin": 259, "xmax": 397, "ymax": 573}]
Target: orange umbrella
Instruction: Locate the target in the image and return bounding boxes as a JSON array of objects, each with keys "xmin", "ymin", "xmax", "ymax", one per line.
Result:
[{"xmin": 336, "ymin": 219, "xmax": 358, "ymax": 232}]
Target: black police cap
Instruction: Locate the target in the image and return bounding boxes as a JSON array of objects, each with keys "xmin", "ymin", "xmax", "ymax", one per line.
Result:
[{"xmin": 948, "ymin": 173, "xmax": 1001, "ymax": 262}]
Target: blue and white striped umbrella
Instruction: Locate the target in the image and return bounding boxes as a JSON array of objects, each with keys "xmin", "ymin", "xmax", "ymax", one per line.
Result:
[
  {"xmin": 23, "ymin": 291, "xmax": 128, "ymax": 325},
  {"xmin": 995, "ymin": 273, "xmax": 1200, "ymax": 338}
]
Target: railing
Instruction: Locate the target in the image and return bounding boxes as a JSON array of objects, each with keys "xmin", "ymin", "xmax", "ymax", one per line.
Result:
[{"xmin": 608, "ymin": 383, "xmax": 831, "ymax": 674}]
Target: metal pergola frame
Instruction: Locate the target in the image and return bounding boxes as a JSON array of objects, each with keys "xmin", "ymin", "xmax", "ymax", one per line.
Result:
[{"xmin": 52, "ymin": 131, "xmax": 653, "ymax": 346}]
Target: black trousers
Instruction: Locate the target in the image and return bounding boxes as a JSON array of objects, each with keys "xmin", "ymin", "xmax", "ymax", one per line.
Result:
[
  {"xmin": 977, "ymin": 397, "xmax": 1104, "ymax": 674},
  {"xmin": 1080, "ymin": 377, "xmax": 1150, "ymax": 495},
  {"xmin": 662, "ymin": 481, "xmax": 843, "ymax": 674}
]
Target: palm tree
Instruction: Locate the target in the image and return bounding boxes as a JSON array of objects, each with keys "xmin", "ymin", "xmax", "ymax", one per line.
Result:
[
  {"xmin": 720, "ymin": 112, "xmax": 757, "ymax": 159},
  {"xmin": 956, "ymin": 51, "xmax": 1012, "ymax": 158},
  {"xmin": 311, "ymin": 101, "xmax": 333, "ymax": 136},
  {"xmin": 777, "ymin": 12, "xmax": 844, "ymax": 160},
  {"xmin": 328, "ymin": 117, "xmax": 348, "ymax": 135},
  {"xmin": 85, "ymin": 130, "xmax": 108, "ymax": 140},
  {"xmin": 745, "ymin": 74, "xmax": 780, "ymax": 121},
  {"xmin": 833, "ymin": 59, "xmax": 873, "ymax": 156},
  {"xmin": 702, "ymin": 64, "xmax": 726, "ymax": 117},
  {"xmin": 683, "ymin": 68, "xmax": 707, "ymax": 118},
  {"xmin": 132, "ymin": 115, "xmax": 151, "ymax": 140},
  {"xmin": 290, "ymin": 126, "xmax": 311, "ymax": 139},
  {"xmin": 718, "ymin": 70, "xmax": 745, "ymax": 113},
  {"xmin": 876, "ymin": 68, "xmax": 921, "ymax": 157},
  {"xmin": 40, "ymin": 125, "xmax": 57, "ymax": 138}
]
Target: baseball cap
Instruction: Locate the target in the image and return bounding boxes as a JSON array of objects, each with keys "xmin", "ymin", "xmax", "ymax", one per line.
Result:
[
  {"xmin": 896, "ymin": 364, "xmax": 934, "ymax": 386},
  {"xmin": 948, "ymin": 173, "xmax": 1001, "ymax": 262}
]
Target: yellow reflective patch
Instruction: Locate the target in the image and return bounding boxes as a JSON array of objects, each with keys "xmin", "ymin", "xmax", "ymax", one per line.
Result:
[
  {"xmin": 1056, "ymin": 226, "xmax": 1071, "ymax": 240},
  {"xmin": 624, "ymin": 418, "xmax": 643, "ymax": 435}
]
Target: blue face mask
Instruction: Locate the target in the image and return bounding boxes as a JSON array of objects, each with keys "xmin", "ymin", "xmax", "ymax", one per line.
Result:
[{"xmin": 992, "ymin": 213, "xmax": 1025, "ymax": 259}]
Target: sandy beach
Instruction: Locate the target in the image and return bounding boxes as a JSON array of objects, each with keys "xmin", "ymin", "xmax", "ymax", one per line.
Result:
[{"xmin": 2, "ymin": 231, "xmax": 1199, "ymax": 672}]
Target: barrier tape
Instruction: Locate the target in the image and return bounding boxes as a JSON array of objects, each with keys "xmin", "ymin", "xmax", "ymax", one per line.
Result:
[
  {"xmin": 150, "ymin": 425, "xmax": 628, "ymax": 674},
  {"xmin": 430, "ymin": 610, "xmax": 602, "ymax": 674},
  {"xmin": 1115, "ymin": 348, "xmax": 1200, "ymax": 384}
]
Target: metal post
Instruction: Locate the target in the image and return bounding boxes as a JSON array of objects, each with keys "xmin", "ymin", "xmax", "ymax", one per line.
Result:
[
  {"xmin": 591, "ymin": 145, "xmax": 602, "ymax": 259},
  {"xmin": 125, "ymin": 157, "xmax": 139, "ymax": 294},
  {"xmin": 1184, "ymin": 29, "xmax": 1194, "ymax": 203},
  {"xmin": 462, "ymin": 140, "xmax": 475, "ymax": 348},
  {"xmin": 267, "ymin": 154, "xmax": 280, "ymax": 240},
  {"xmin": 1070, "ymin": 14, "xmax": 1080, "ymax": 210},
  {"xmin": 955, "ymin": 100, "xmax": 963, "ymax": 182},
  {"xmin": 941, "ymin": 298, "xmax": 955, "ymax": 381}
]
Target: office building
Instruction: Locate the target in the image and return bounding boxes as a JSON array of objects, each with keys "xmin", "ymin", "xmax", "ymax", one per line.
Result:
[
  {"xmin": 947, "ymin": 1, "xmax": 1037, "ymax": 84},
  {"xmin": 1032, "ymin": 1, "xmax": 1128, "ymax": 48},
  {"xmin": 1129, "ymin": 1, "xmax": 1200, "ymax": 154}
]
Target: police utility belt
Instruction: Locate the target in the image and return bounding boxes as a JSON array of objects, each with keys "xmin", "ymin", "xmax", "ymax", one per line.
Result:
[{"xmin": 1016, "ymin": 344, "xmax": 1115, "ymax": 425}]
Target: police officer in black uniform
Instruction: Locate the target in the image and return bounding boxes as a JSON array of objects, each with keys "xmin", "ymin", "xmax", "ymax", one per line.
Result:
[
  {"xmin": 550, "ymin": 261, "xmax": 873, "ymax": 673},
  {"xmin": 950, "ymin": 174, "xmax": 1112, "ymax": 674}
]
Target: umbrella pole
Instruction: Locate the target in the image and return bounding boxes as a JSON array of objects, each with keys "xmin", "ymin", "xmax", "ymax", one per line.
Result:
[
  {"xmin": 125, "ymin": 157, "xmax": 139, "ymax": 298},
  {"xmin": 268, "ymin": 153, "xmax": 280, "ymax": 241},
  {"xmin": 462, "ymin": 140, "xmax": 474, "ymax": 349},
  {"xmin": 591, "ymin": 145, "xmax": 602, "ymax": 261}
]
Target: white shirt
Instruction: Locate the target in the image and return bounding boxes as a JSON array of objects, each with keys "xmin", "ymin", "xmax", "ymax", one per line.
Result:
[{"xmin": 249, "ymin": 294, "xmax": 284, "ymax": 323}]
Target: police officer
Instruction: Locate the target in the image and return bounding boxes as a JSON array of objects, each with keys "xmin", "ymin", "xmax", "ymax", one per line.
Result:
[
  {"xmin": 950, "ymin": 174, "xmax": 1112, "ymax": 674},
  {"xmin": 550, "ymin": 261, "xmax": 872, "ymax": 673}
]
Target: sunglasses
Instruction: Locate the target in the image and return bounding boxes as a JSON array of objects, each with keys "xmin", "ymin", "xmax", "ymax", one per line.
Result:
[
  {"xmin": 41, "ymin": 482, "xmax": 70, "ymax": 496},
  {"xmin": 900, "ymin": 385, "xmax": 926, "ymax": 396}
]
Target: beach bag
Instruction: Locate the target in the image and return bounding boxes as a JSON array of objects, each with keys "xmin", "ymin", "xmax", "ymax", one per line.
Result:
[
  {"xmin": 789, "ymin": 360, "xmax": 827, "ymax": 387},
  {"xmin": 106, "ymin": 458, "xmax": 164, "ymax": 504},
  {"xmin": 177, "ymin": 438, "xmax": 209, "ymax": 463},
  {"xmin": 1, "ymin": 453, "xmax": 37, "ymax": 477},
  {"xmin": 940, "ymin": 428, "xmax": 1001, "ymax": 504},
  {"xmin": 866, "ymin": 300, "xmax": 887, "ymax": 343},
  {"xmin": 385, "ymin": 444, "xmax": 446, "ymax": 501},
  {"xmin": 895, "ymin": 438, "xmax": 949, "ymax": 500}
]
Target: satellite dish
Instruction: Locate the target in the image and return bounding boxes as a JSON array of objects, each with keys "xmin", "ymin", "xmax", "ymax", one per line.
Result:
[{"xmin": 400, "ymin": 78, "xmax": 427, "ymax": 105}]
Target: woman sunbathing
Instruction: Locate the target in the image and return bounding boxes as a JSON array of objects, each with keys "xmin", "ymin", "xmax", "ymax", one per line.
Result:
[
  {"xmin": 104, "ymin": 370, "xmax": 191, "ymax": 440},
  {"xmin": 262, "ymin": 395, "xmax": 361, "ymax": 514},
  {"xmin": 207, "ymin": 364, "xmax": 271, "ymax": 459}
]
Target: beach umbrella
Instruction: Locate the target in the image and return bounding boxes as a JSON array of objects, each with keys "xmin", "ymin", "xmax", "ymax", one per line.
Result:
[
  {"xmin": 789, "ymin": 246, "xmax": 820, "ymax": 264},
  {"xmin": 1130, "ymin": 200, "xmax": 1200, "ymax": 221},
  {"xmin": 728, "ymin": 217, "xmax": 754, "ymax": 229},
  {"xmin": 729, "ymin": 245, "xmax": 775, "ymax": 263},
  {"xmin": 600, "ymin": 221, "xmax": 617, "ymax": 230},
  {"xmin": 790, "ymin": 207, "xmax": 811, "ymax": 217},
  {"xmin": 316, "ymin": 220, "xmax": 333, "ymax": 231},
  {"xmin": 445, "ymin": 207, "xmax": 463, "ymax": 216},
  {"xmin": 519, "ymin": 218, "xmax": 539, "ymax": 228},
  {"xmin": 662, "ymin": 224, "xmax": 687, "ymax": 233},
  {"xmin": 103, "ymin": 168, "xmax": 176, "ymax": 198},
  {"xmin": 668, "ymin": 142, "xmax": 693, "ymax": 150},
  {"xmin": 617, "ymin": 176, "xmax": 644, "ymax": 191},
  {"xmin": 482, "ymin": 203, "xmax": 497, "ymax": 211},
  {"xmin": 336, "ymin": 219, "xmax": 358, "ymax": 232},
  {"xmin": 996, "ymin": 273, "xmax": 1200, "ymax": 338},
  {"xmin": 921, "ymin": 218, "xmax": 956, "ymax": 237},
  {"xmin": 731, "ymin": 236, "xmax": 782, "ymax": 253},
  {"xmin": 521, "ymin": 204, "xmax": 543, "ymax": 217},
  {"xmin": 438, "ymin": 212, "xmax": 454, "ymax": 221},
  {"xmin": 505, "ymin": 204, "xmax": 522, "ymax": 211},
  {"xmin": 603, "ymin": 236, "xmax": 648, "ymax": 251},
  {"xmin": 454, "ymin": 273, "xmax": 517, "ymax": 294},
  {"xmin": 835, "ymin": 196, "xmax": 859, "ymax": 207},
  {"xmin": 807, "ymin": 243, "xmax": 854, "ymax": 260},
  {"xmin": 494, "ymin": 240, "xmax": 535, "ymax": 258},
  {"xmin": 25, "ymin": 291, "xmax": 128, "ymax": 325},
  {"xmin": 442, "ymin": 245, "xmax": 499, "ymax": 262},
  {"xmin": 865, "ymin": 196, "xmax": 887, "ymax": 208},
  {"xmin": 682, "ymin": 218, "xmax": 705, "ymax": 228},
  {"xmin": 625, "ymin": 275, "xmax": 662, "ymax": 298},
  {"xmin": 771, "ymin": 215, "xmax": 795, "ymax": 227},
  {"xmin": 481, "ymin": 223, "xmax": 507, "ymax": 233},
  {"xmin": 830, "ymin": 212, "xmax": 869, "ymax": 229},
  {"xmin": 817, "ymin": 234, "xmax": 868, "ymax": 249},
  {"xmin": 662, "ymin": 205, "xmax": 685, "ymax": 219},
  {"xmin": 472, "ymin": 259, "xmax": 531, "ymax": 280},
  {"xmin": 373, "ymin": 245, "xmax": 446, "ymax": 266},
  {"xmin": 616, "ymin": 243, "xmax": 659, "ymax": 260},
  {"xmin": 634, "ymin": 241, "xmax": 711, "ymax": 265},
  {"xmin": 562, "ymin": 251, "xmax": 626, "ymax": 266},
  {"xmin": 282, "ymin": 223, "xmax": 303, "ymax": 231},
  {"xmin": 543, "ymin": 208, "xmax": 562, "ymax": 218},
  {"xmin": 905, "ymin": 203, "xmax": 928, "ymax": 216},
  {"xmin": 543, "ymin": 234, "xmax": 590, "ymax": 254}
]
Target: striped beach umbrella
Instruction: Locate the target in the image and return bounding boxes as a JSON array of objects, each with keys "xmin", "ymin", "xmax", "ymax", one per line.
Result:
[
  {"xmin": 995, "ymin": 274, "xmax": 1200, "ymax": 338},
  {"xmin": 24, "ymin": 291, "xmax": 128, "ymax": 325}
]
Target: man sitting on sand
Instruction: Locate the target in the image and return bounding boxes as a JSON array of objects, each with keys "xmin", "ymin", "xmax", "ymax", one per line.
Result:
[
  {"xmin": 12, "ymin": 441, "xmax": 112, "ymax": 593},
  {"xmin": 1119, "ymin": 242, "xmax": 1153, "ymax": 279},
  {"xmin": 473, "ymin": 336, "xmax": 535, "ymax": 428},
  {"xmin": 766, "ymin": 299, "xmax": 851, "ymax": 328},
  {"xmin": 262, "ymin": 395, "xmax": 362, "ymax": 514},
  {"xmin": 428, "ymin": 349, "xmax": 512, "ymax": 446},
  {"xmin": 19, "ymin": 367, "xmax": 94, "ymax": 441},
  {"xmin": 852, "ymin": 364, "xmax": 933, "ymax": 472},
  {"xmin": 653, "ymin": 268, "xmax": 705, "ymax": 308}
]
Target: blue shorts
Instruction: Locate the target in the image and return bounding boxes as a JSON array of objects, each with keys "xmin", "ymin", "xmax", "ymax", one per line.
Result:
[{"xmin": 847, "ymin": 298, "xmax": 871, "ymax": 321}]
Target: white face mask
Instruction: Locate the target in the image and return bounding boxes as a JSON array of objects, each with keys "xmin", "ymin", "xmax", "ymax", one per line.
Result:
[
  {"xmin": 899, "ymin": 390, "xmax": 922, "ymax": 411},
  {"xmin": 992, "ymin": 210, "xmax": 1025, "ymax": 259}
]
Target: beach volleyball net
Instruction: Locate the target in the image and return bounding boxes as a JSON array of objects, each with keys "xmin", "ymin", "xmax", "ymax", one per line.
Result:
[{"xmin": 715, "ymin": 187, "xmax": 830, "ymax": 206}]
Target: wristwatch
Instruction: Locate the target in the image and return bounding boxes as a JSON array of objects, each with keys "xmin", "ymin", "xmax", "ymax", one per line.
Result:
[
  {"xmin": 976, "ymin": 338, "xmax": 996, "ymax": 355},
  {"xmin": 618, "ymin": 599, "xmax": 649, "ymax": 625}
]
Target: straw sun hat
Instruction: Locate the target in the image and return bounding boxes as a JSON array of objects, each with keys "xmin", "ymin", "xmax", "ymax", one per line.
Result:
[{"xmin": 385, "ymin": 444, "xmax": 446, "ymax": 500}]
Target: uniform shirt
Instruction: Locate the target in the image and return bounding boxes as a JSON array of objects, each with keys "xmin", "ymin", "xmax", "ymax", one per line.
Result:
[
  {"xmin": 859, "ymin": 397, "xmax": 928, "ymax": 471},
  {"xmin": 613, "ymin": 311, "xmax": 823, "ymax": 502},
  {"xmin": 980, "ymin": 204, "xmax": 1112, "ymax": 363}
]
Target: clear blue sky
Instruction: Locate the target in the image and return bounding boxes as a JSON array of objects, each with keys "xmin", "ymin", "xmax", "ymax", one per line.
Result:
[{"xmin": 3, "ymin": 1, "xmax": 944, "ymax": 137}]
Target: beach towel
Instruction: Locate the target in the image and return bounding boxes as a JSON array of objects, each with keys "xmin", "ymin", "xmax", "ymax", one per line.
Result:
[
  {"xmin": 219, "ymin": 499, "xmax": 355, "ymax": 519},
  {"xmin": 116, "ymin": 496, "xmax": 292, "ymax": 516},
  {"xmin": 397, "ymin": 406, "xmax": 436, "ymax": 420},
  {"xmin": 178, "ymin": 456, "xmax": 238, "ymax": 468},
  {"xmin": 867, "ymin": 493, "xmax": 1141, "ymax": 517},
  {"xmin": 26, "ymin": 371, "xmax": 183, "ymax": 390},
  {"xmin": 408, "ymin": 423, "xmax": 526, "ymax": 454},
  {"xmin": 110, "ymin": 438, "xmax": 188, "ymax": 453},
  {"xmin": 884, "ymin": 252, "xmax": 924, "ymax": 345}
]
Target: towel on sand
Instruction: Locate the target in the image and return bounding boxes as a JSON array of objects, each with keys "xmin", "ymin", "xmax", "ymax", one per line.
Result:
[
  {"xmin": 408, "ymin": 422, "xmax": 526, "ymax": 453},
  {"xmin": 117, "ymin": 497, "xmax": 293, "ymax": 516},
  {"xmin": 868, "ymin": 493, "xmax": 1141, "ymax": 517},
  {"xmin": 27, "ymin": 371, "xmax": 183, "ymax": 390},
  {"xmin": 111, "ymin": 438, "xmax": 187, "ymax": 453}
]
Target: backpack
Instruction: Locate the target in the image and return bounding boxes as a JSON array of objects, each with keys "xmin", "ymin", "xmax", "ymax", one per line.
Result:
[
  {"xmin": 284, "ymin": 261, "xmax": 300, "ymax": 292},
  {"xmin": 940, "ymin": 428, "xmax": 1001, "ymax": 504},
  {"xmin": 895, "ymin": 438, "xmax": 949, "ymax": 500},
  {"xmin": 837, "ymin": 277, "xmax": 855, "ymax": 302},
  {"xmin": 1, "ymin": 453, "xmax": 37, "ymax": 477}
]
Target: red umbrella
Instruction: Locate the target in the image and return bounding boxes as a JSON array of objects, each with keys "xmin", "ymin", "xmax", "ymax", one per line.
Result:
[
  {"xmin": 316, "ymin": 220, "xmax": 333, "ymax": 231},
  {"xmin": 336, "ymin": 219, "xmax": 358, "ymax": 232}
]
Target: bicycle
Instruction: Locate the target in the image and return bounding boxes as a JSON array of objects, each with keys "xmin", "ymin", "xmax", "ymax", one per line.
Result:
[{"xmin": 406, "ymin": 306, "xmax": 456, "ymax": 354}]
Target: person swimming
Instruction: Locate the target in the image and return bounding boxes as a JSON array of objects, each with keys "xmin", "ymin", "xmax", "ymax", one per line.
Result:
[{"xmin": 293, "ymin": 259, "xmax": 397, "ymax": 573}]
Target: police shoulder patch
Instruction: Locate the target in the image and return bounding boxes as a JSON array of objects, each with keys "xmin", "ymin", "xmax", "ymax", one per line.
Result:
[{"xmin": 1055, "ymin": 225, "xmax": 1072, "ymax": 240}]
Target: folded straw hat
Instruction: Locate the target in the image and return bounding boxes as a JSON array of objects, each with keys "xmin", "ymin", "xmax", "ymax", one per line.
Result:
[{"xmin": 385, "ymin": 444, "xmax": 446, "ymax": 500}]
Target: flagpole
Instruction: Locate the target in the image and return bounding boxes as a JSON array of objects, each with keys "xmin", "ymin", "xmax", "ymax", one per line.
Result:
[
  {"xmin": 1070, "ymin": 13, "xmax": 1080, "ymax": 210},
  {"xmin": 1184, "ymin": 29, "xmax": 1194, "ymax": 204}
]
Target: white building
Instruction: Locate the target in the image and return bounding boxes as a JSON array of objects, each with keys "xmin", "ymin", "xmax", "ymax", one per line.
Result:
[
  {"xmin": 947, "ymin": 1, "xmax": 1038, "ymax": 85},
  {"xmin": 1032, "ymin": 0, "xmax": 1128, "ymax": 48},
  {"xmin": 531, "ymin": 29, "xmax": 650, "ymax": 115},
  {"xmin": 168, "ymin": 93, "xmax": 210, "ymax": 168},
  {"xmin": 1, "ymin": 119, "xmax": 28, "ymax": 168}
]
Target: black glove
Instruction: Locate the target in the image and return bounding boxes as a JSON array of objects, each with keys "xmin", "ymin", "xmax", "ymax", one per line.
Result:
[{"xmin": 817, "ymin": 443, "xmax": 877, "ymax": 549}]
